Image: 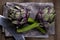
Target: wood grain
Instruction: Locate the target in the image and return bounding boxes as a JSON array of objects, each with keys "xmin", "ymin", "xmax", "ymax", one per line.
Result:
[
  {"xmin": 0, "ymin": 0, "xmax": 59, "ymax": 40},
  {"xmin": 54, "ymin": 0, "xmax": 60, "ymax": 40}
]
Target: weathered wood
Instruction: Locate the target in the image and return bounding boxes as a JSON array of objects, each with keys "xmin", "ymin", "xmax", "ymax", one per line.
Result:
[
  {"xmin": 54, "ymin": 0, "xmax": 60, "ymax": 40},
  {"xmin": 0, "ymin": 0, "xmax": 58, "ymax": 40}
]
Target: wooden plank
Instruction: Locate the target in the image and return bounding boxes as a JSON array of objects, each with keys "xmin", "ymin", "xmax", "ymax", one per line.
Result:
[
  {"xmin": 2, "ymin": 34, "xmax": 5, "ymax": 40},
  {"xmin": 26, "ymin": 37, "xmax": 49, "ymax": 40},
  {"xmin": 49, "ymin": 35, "xmax": 55, "ymax": 40},
  {"xmin": 25, "ymin": 0, "xmax": 53, "ymax": 2},
  {"xmin": 0, "ymin": 26, "xmax": 2, "ymax": 40},
  {"xmin": 54, "ymin": 0, "xmax": 60, "ymax": 40},
  {"xmin": 5, "ymin": 37, "xmax": 15, "ymax": 40}
]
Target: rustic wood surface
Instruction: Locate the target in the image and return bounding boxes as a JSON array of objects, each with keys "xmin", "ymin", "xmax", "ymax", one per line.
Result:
[{"xmin": 0, "ymin": 0, "xmax": 60, "ymax": 40}]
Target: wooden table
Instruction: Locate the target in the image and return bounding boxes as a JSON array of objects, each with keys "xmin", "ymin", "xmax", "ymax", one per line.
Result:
[{"xmin": 0, "ymin": 0, "xmax": 60, "ymax": 40}]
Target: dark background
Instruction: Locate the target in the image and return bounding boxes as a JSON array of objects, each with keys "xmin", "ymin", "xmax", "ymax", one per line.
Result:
[{"xmin": 0, "ymin": 0, "xmax": 60, "ymax": 40}]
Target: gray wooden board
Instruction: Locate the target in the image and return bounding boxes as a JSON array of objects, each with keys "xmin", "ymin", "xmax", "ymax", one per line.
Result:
[{"xmin": 2, "ymin": 2, "xmax": 55, "ymax": 37}]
